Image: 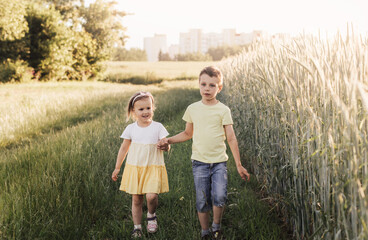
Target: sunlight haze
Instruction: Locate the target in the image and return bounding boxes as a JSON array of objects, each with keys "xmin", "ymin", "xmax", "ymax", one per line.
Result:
[{"xmin": 86, "ymin": 0, "xmax": 368, "ymax": 49}]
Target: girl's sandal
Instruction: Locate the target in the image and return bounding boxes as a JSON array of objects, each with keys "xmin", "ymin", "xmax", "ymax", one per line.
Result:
[
  {"xmin": 147, "ymin": 216, "xmax": 158, "ymax": 233},
  {"xmin": 131, "ymin": 228, "xmax": 143, "ymax": 238}
]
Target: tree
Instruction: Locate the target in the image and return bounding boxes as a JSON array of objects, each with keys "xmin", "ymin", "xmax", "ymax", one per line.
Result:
[
  {"xmin": 25, "ymin": 2, "xmax": 74, "ymax": 80},
  {"xmin": 45, "ymin": 0, "xmax": 82, "ymax": 29},
  {"xmin": 81, "ymin": 0, "xmax": 127, "ymax": 62},
  {"xmin": 158, "ymin": 50, "xmax": 172, "ymax": 61},
  {"xmin": 0, "ymin": 0, "xmax": 29, "ymax": 62},
  {"xmin": 0, "ymin": 0, "xmax": 28, "ymax": 41},
  {"xmin": 113, "ymin": 47, "xmax": 147, "ymax": 61},
  {"xmin": 0, "ymin": 0, "xmax": 129, "ymax": 81},
  {"xmin": 175, "ymin": 52, "xmax": 212, "ymax": 61},
  {"xmin": 207, "ymin": 45, "xmax": 249, "ymax": 61}
]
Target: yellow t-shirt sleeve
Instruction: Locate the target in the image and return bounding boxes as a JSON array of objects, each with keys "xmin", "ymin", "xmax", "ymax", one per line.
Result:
[
  {"xmin": 222, "ymin": 107, "xmax": 233, "ymax": 125},
  {"xmin": 182, "ymin": 106, "xmax": 192, "ymax": 123}
]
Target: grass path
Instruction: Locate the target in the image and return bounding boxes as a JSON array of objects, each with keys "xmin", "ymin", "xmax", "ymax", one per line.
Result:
[{"xmin": 0, "ymin": 84, "xmax": 287, "ymax": 239}]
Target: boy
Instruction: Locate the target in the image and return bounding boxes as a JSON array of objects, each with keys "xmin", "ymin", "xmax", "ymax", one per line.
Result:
[{"xmin": 158, "ymin": 66, "xmax": 250, "ymax": 239}]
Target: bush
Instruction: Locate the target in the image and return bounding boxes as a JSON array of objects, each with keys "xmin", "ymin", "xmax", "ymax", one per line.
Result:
[
  {"xmin": 113, "ymin": 47, "xmax": 147, "ymax": 61},
  {"xmin": 175, "ymin": 52, "xmax": 212, "ymax": 61},
  {"xmin": 0, "ymin": 59, "xmax": 33, "ymax": 83},
  {"xmin": 102, "ymin": 71, "xmax": 163, "ymax": 85}
]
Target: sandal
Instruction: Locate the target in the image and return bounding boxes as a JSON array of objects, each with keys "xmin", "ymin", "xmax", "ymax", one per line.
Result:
[
  {"xmin": 131, "ymin": 228, "xmax": 143, "ymax": 238},
  {"xmin": 212, "ymin": 229, "xmax": 225, "ymax": 240},
  {"xmin": 147, "ymin": 216, "xmax": 158, "ymax": 233}
]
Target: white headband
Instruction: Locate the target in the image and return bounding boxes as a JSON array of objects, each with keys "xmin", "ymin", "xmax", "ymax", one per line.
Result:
[{"xmin": 131, "ymin": 92, "xmax": 150, "ymax": 106}]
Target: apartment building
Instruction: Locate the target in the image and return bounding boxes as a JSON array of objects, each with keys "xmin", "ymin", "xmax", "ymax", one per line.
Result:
[
  {"xmin": 144, "ymin": 29, "xmax": 265, "ymax": 61},
  {"xmin": 179, "ymin": 29, "xmax": 202, "ymax": 54},
  {"xmin": 180, "ymin": 29, "xmax": 263, "ymax": 54},
  {"xmin": 144, "ymin": 34, "xmax": 167, "ymax": 62}
]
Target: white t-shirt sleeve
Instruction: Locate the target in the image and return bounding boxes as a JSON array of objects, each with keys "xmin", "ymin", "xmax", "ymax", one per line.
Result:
[
  {"xmin": 120, "ymin": 124, "xmax": 132, "ymax": 139},
  {"xmin": 158, "ymin": 123, "xmax": 169, "ymax": 140}
]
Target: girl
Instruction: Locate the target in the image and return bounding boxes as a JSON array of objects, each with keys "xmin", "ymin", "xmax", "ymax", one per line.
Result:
[{"xmin": 112, "ymin": 91, "xmax": 170, "ymax": 238}]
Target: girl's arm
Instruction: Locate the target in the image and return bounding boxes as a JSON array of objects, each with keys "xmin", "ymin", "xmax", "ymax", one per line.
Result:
[
  {"xmin": 112, "ymin": 139, "xmax": 131, "ymax": 181},
  {"xmin": 224, "ymin": 124, "xmax": 250, "ymax": 181}
]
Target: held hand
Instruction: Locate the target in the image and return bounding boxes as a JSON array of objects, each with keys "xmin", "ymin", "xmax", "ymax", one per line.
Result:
[
  {"xmin": 237, "ymin": 165, "xmax": 250, "ymax": 181},
  {"xmin": 157, "ymin": 138, "xmax": 170, "ymax": 151},
  {"xmin": 112, "ymin": 169, "xmax": 120, "ymax": 181},
  {"xmin": 160, "ymin": 143, "xmax": 171, "ymax": 152}
]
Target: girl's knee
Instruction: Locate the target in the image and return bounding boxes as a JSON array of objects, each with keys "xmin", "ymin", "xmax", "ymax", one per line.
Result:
[
  {"xmin": 132, "ymin": 195, "xmax": 144, "ymax": 206},
  {"xmin": 146, "ymin": 193, "xmax": 158, "ymax": 203}
]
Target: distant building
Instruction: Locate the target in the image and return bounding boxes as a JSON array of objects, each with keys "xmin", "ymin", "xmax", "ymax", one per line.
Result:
[
  {"xmin": 168, "ymin": 44, "xmax": 179, "ymax": 59},
  {"xmin": 179, "ymin": 29, "xmax": 202, "ymax": 54},
  {"xmin": 143, "ymin": 29, "xmax": 268, "ymax": 62},
  {"xmin": 222, "ymin": 29, "xmax": 236, "ymax": 46},
  {"xmin": 178, "ymin": 29, "xmax": 266, "ymax": 54},
  {"xmin": 201, "ymin": 32, "xmax": 222, "ymax": 53},
  {"xmin": 144, "ymin": 34, "xmax": 167, "ymax": 62}
]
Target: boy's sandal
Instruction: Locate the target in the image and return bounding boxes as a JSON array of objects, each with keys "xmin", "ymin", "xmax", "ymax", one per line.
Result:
[
  {"xmin": 131, "ymin": 228, "xmax": 143, "ymax": 238},
  {"xmin": 201, "ymin": 233, "xmax": 212, "ymax": 240},
  {"xmin": 147, "ymin": 216, "xmax": 158, "ymax": 233},
  {"xmin": 212, "ymin": 230, "xmax": 225, "ymax": 240}
]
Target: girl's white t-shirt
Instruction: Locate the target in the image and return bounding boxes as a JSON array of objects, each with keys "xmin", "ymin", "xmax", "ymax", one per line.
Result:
[{"xmin": 120, "ymin": 121, "xmax": 169, "ymax": 144}]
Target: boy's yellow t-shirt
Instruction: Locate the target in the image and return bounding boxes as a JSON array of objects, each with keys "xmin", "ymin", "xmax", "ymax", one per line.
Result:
[{"xmin": 183, "ymin": 101, "xmax": 233, "ymax": 163}]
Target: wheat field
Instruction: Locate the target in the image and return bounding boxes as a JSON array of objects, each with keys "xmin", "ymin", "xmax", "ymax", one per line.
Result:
[{"xmin": 219, "ymin": 32, "xmax": 368, "ymax": 239}]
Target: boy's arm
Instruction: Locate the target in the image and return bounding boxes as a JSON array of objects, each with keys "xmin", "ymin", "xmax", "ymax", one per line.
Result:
[
  {"xmin": 168, "ymin": 122, "xmax": 193, "ymax": 144},
  {"xmin": 158, "ymin": 122, "xmax": 193, "ymax": 149},
  {"xmin": 224, "ymin": 124, "xmax": 250, "ymax": 181},
  {"xmin": 112, "ymin": 139, "xmax": 131, "ymax": 181}
]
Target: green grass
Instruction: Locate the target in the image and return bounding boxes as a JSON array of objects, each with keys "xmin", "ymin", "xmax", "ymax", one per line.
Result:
[{"xmin": 0, "ymin": 81, "xmax": 286, "ymax": 239}]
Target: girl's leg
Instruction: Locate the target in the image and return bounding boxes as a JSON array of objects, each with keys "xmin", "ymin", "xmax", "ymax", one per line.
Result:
[
  {"xmin": 146, "ymin": 193, "xmax": 159, "ymax": 233},
  {"xmin": 132, "ymin": 194, "xmax": 144, "ymax": 225},
  {"xmin": 146, "ymin": 193, "xmax": 158, "ymax": 214}
]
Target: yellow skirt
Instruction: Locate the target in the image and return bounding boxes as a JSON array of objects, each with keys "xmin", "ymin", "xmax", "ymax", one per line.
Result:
[{"xmin": 120, "ymin": 143, "xmax": 169, "ymax": 194}]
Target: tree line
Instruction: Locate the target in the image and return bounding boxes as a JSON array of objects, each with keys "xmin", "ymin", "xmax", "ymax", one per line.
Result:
[
  {"xmin": 159, "ymin": 44, "xmax": 250, "ymax": 61},
  {"xmin": 112, "ymin": 44, "xmax": 250, "ymax": 62},
  {"xmin": 0, "ymin": 0, "xmax": 126, "ymax": 82}
]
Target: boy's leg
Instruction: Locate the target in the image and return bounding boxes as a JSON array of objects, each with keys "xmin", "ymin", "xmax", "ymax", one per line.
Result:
[
  {"xmin": 192, "ymin": 160, "xmax": 212, "ymax": 235},
  {"xmin": 197, "ymin": 211, "xmax": 210, "ymax": 230},
  {"xmin": 211, "ymin": 162, "xmax": 228, "ymax": 232},
  {"xmin": 213, "ymin": 205, "xmax": 224, "ymax": 225},
  {"xmin": 132, "ymin": 194, "xmax": 144, "ymax": 225}
]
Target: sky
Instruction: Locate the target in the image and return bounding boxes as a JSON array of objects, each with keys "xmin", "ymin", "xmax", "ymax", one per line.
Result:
[{"xmin": 86, "ymin": 0, "xmax": 368, "ymax": 49}]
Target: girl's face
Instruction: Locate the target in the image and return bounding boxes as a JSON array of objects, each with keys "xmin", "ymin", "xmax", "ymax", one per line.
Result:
[{"xmin": 132, "ymin": 97, "xmax": 153, "ymax": 126}]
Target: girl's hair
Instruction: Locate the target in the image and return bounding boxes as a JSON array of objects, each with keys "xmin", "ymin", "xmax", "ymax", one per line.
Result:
[
  {"xmin": 199, "ymin": 66, "xmax": 223, "ymax": 86},
  {"xmin": 126, "ymin": 91, "xmax": 155, "ymax": 121}
]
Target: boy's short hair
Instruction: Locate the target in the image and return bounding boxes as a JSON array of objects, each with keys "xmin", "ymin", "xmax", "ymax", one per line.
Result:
[{"xmin": 199, "ymin": 66, "xmax": 223, "ymax": 86}]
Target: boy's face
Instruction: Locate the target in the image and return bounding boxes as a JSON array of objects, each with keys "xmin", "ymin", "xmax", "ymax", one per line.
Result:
[{"xmin": 199, "ymin": 74, "xmax": 223, "ymax": 104}]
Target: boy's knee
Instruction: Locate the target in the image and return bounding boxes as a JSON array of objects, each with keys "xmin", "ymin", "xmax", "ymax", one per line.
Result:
[
  {"xmin": 213, "ymin": 184, "xmax": 227, "ymax": 207},
  {"xmin": 214, "ymin": 196, "xmax": 227, "ymax": 207}
]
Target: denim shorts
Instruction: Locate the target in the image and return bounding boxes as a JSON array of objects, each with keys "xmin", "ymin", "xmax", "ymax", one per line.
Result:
[{"xmin": 192, "ymin": 160, "xmax": 228, "ymax": 212}]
